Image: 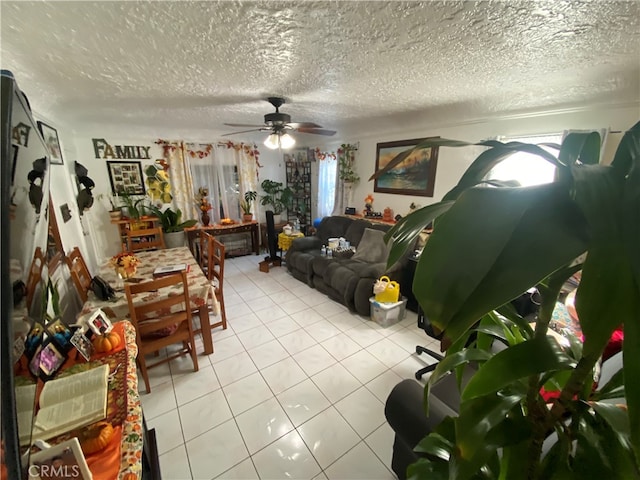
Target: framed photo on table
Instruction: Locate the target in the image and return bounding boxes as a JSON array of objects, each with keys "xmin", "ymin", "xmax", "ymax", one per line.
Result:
[
  {"xmin": 374, "ymin": 137, "xmax": 439, "ymax": 197},
  {"xmin": 107, "ymin": 161, "xmax": 145, "ymax": 195},
  {"xmin": 37, "ymin": 121, "xmax": 64, "ymax": 165}
]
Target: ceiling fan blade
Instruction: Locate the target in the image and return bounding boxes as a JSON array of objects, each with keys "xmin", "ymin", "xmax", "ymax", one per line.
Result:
[
  {"xmin": 296, "ymin": 127, "xmax": 337, "ymax": 136},
  {"xmin": 221, "ymin": 128, "xmax": 264, "ymax": 136},
  {"xmin": 223, "ymin": 123, "xmax": 266, "ymax": 128},
  {"xmin": 288, "ymin": 122, "xmax": 322, "ymax": 129}
]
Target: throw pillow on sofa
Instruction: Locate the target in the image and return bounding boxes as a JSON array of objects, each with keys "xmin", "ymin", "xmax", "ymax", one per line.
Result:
[{"xmin": 351, "ymin": 228, "xmax": 391, "ymax": 263}]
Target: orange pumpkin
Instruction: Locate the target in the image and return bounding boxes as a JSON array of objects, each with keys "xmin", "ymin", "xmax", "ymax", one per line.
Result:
[
  {"xmin": 79, "ymin": 421, "xmax": 114, "ymax": 454},
  {"xmin": 92, "ymin": 331, "xmax": 121, "ymax": 353}
]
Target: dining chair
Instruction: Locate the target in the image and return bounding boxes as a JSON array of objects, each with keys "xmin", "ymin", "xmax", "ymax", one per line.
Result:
[
  {"xmin": 125, "ymin": 271, "xmax": 198, "ymax": 394},
  {"xmin": 200, "ymin": 231, "xmax": 227, "ymax": 330},
  {"xmin": 126, "ymin": 227, "xmax": 165, "ymax": 252},
  {"xmin": 65, "ymin": 246, "xmax": 92, "ymax": 302},
  {"xmin": 25, "ymin": 247, "xmax": 46, "ymax": 310}
]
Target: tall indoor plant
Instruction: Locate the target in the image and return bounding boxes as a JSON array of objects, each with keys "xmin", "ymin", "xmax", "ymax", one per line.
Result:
[
  {"xmin": 373, "ymin": 121, "xmax": 640, "ymax": 479},
  {"xmin": 260, "ymin": 179, "xmax": 293, "ymax": 221}
]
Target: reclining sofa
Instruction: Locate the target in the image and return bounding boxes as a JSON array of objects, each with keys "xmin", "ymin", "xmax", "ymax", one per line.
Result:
[{"xmin": 286, "ymin": 215, "xmax": 411, "ymax": 316}]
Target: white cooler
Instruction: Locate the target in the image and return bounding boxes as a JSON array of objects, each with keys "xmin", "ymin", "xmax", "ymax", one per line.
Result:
[{"xmin": 369, "ymin": 296, "xmax": 407, "ymax": 327}]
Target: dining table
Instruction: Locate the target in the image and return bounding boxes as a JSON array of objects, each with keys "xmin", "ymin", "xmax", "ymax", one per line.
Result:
[{"xmin": 79, "ymin": 246, "xmax": 218, "ymax": 355}]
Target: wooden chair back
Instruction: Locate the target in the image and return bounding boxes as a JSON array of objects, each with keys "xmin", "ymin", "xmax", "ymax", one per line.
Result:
[
  {"xmin": 125, "ymin": 271, "xmax": 198, "ymax": 393},
  {"xmin": 200, "ymin": 232, "xmax": 227, "ymax": 330},
  {"xmin": 126, "ymin": 227, "xmax": 165, "ymax": 252},
  {"xmin": 65, "ymin": 247, "xmax": 92, "ymax": 302},
  {"xmin": 25, "ymin": 247, "xmax": 46, "ymax": 310}
]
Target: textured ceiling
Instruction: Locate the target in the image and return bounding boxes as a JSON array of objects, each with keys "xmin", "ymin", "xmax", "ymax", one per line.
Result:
[{"xmin": 1, "ymin": 1, "xmax": 639, "ymax": 140}]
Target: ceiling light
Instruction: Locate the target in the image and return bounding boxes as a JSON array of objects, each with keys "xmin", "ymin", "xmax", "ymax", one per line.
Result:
[
  {"xmin": 279, "ymin": 133, "xmax": 296, "ymax": 149},
  {"xmin": 263, "ymin": 131, "xmax": 296, "ymax": 150},
  {"xmin": 263, "ymin": 133, "xmax": 280, "ymax": 149}
]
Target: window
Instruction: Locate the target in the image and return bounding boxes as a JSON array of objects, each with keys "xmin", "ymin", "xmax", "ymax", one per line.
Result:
[{"xmin": 486, "ymin": 133, "xmax": 562, "ymax": 187}]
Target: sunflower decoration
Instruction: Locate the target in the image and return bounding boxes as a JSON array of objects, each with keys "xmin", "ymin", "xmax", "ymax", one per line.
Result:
[{"xmin": 145, "ymin": 162, "xmax": 173, "ymax": 203}]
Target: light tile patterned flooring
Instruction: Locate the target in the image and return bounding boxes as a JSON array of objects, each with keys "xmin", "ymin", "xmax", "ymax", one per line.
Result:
[{"xmin": 142, "ymin": 255, "xmax": 439, "ymax": 480}]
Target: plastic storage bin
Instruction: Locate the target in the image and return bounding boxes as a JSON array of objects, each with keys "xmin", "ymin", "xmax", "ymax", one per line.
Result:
[{"xmin": 369, "ymin": 296, "xmax": 407, "ymax": 327}]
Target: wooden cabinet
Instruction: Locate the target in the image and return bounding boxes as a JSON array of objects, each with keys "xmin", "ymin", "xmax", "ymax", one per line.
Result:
[
  {"xmin": 286, "ymin": 159, "xmax": 312, "ymax": 234},
  {"xmin": 111, "ymin": 216, "xmax": 161, "ymax": 252}
]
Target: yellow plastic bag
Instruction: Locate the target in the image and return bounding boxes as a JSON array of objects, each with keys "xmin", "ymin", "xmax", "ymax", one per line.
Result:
[{"xmin": 374, "ymin": 275, "xmax": 400, "ymax": 303}]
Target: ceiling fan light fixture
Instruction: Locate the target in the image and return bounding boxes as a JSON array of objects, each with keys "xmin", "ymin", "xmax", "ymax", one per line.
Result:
[
  {"xmin": 263, "ymin": 133, "xmax": 280, "ymax": 150},
  {"xmin": 279, "ymin": 133, "xmax": 296, "ymax": 149}
]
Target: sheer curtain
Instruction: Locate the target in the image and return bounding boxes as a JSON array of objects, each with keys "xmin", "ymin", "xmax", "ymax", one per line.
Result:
[
  {"xmin": 212, "ymin": 144, "xmax": 240, "ymax": 221},
  {"xmin": 317, "ymin": 151, "xmax": 337, "ymax": 218},
  {"xmin": 160, "ymin": 141, "xmax": 198, "ymax": 221}
]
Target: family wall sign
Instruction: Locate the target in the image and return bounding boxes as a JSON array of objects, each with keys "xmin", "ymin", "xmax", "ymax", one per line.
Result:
[{"xmin": 92, "ymin": 138, "xmax": 152, "ymax": 159}]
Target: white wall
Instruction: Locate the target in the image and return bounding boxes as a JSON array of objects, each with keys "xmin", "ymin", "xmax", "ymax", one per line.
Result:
[
  {"xmin": 345, "ymin": 105, "xmax": 639, "ymax": 219},
  {"xmin": 41, "ymin": 104, "xmax": 637, "ymax": 271}
]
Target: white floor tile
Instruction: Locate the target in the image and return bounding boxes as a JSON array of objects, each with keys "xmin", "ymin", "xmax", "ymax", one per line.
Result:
[
  {"xmin": 261, "ymin": 357, "xmax": 308, "ymax": 395},
  {"xmin": 276, "ymin": 378, "xmax": 331, "ymax": 427},
  {"xmin": 324, "ymin": 441, "xmax": 394, "ymax": 479},
  {"xmin": 265, "ymin": 316, "xmax": 302, "ymax": 337},
  {"xmin": 179, "ymin": 389, "xmax": 233, "ymax": 442},
  {"xmin": 279, "ymin": 298, "xmax": 311, "ymax": 315},
  {"xmin": 247, "ymin": 339, "xmax": 290, "ymax": 369},
  {"xmin": 236, "ymin": 397, "xmax": 295, "ymax": 454},
  {"xmin": 173, "ymin": 364, "xmax": 221, "ymax": 406},
  {"xmin": 290, "ymin": 308, "xmax": 325, "ymax": 327},
  {"xmin": 367, "ymin": 337, "xmax": 412, "ymax": 368},
  {"xmin": 223, "ymin": 372, "xmax": 274, "ymax": 416},
  {"xmin": 254, "ymin": 304, "xmax": 288, "ymax": 322},
  {"xmin": 365, "ymin": 370, "xmax": 404, "ymax": 403},
  {"xmin": 159, "ymin": 444, "xmax": 192, "ymax": 480},
  {"xmin": 347, "ymin": 323, "xmax": 386, "ymax": 348},
  {"xmin": 140, "ymin": 379, "xmax": 177, "ymax": 420},
  {"xmin": 213, "ymin": 350, "xmax": 258, "ymax": 386},
  {"xmin": 269, "ymin": 290, "xmax": 298, "ymax": 304},
  {"xmin": 387, "ymin": 328, "xmax": 430, "ymax": 353},
  {"xmin": 311, "ymin": 363, "xmax": 361, "ymax": 404},
  {"xmin": 209, "ymin": 335, "xmax": 246, "ymax": 364},
  {"xmin": 246, "ymin": 295, "xmax": 277, "ymax": 313},
  {"xmin": 186, "ymin": 418, "xmax": 249, "ymax": 480},
  {"xmin": 236, "ymin": 324, "xmax": 276, "ymax": 350},
  {"xmin": 306, "ymin": 318, "xmax": 342, "ymax": 343},
  {"xmin": 391, "ymin": 354, "xmax": 434, "ymax": 382},
  {"xmin": 320, "ymin": 333, "xmax": 362, "ymax": 361},
  {"xmin": 214, "ymin": 457, "xmax": 259, "ymax": 479},
  {"xmin": 314, "ymin": 300, "xmax": 347, "ymax": 318},
  {"xmin": 226, "ymin": 301, "xmax": 254, "ymax": 318},
  {"xmin": 279, "ymin": 329, "xmax": 318, "ymax": 355},
  {"xmin": 293, "ymin": 344, "xmax": 337, "ymax": 377},
  {"xmin": 334, "ymin": 386, "xmax": 386, "ymax": 437},
  {"xmin": 297, "ymin": 407, "xmax": 360, "ymax": 469},
  {"xmin": 148, "ymin": 409, "xmax": 184, "ymax": 455},
  {"xmin": 326, "ymin": 311, "xmax": 364, "ymax": 332},
  {"xmin": 341, "ymin": 349, "xmax": 388, "ymax": 384},
  {"xmin": 229, "ymin": 312, "xmax": 263, "ymax": 333},
  {"xmin": 365, "ymin": 423, "xmax": 396, "ymax": 472},
  {"xmin": 252, "ymin": 430, "xmax": 322, "ymax": 480}
]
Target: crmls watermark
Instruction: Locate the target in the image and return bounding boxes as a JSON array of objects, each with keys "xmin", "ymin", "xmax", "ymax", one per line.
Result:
[{"xmin": 28, "ymin": 463, "xmax": 83, "ymax": 478}]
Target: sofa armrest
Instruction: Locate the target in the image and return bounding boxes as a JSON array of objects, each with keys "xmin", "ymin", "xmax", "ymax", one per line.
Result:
[{"xmin": 288, "ymin": 236, "xmax": 322, "ymax": 253}]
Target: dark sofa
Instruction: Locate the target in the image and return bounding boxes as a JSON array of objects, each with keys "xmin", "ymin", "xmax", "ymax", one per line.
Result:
[{"xmin": 286, "ymin": 215, "xmax": 410, "ymax": 316}]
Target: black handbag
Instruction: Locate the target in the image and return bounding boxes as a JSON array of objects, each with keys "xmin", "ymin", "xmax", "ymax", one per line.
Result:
[{"xmin": 89, "ymin": 276, "xmax": 116, "ymax": 301}]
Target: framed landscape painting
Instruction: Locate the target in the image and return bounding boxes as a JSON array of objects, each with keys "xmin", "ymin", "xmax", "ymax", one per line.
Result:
[
  {"xmin": 107, "ymin": 161, "xmax": 145, "ymax": 195},
  {"xmin": 374, "ymin": 137, "xmax": 439, "ymax": 197}
]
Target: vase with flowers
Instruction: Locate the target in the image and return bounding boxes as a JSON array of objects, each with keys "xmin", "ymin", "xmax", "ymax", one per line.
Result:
[
  {"xmin": 109, "ymin": 252, "xmax": 141, "ymax": 280},
  {"xmin": 195, "ymin": 187, "xmax": 212, "ymax": 226}
]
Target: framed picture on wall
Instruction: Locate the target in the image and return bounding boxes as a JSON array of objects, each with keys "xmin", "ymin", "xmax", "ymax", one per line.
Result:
[
  {"xmin": 106, "ymin": 161, "xmax": 145, "ymax": 195},
  {"xmin": 374, "ymin": 137, "xmax": 439, "ymax": 197},
  {"xmin": 37, "ymin": 121, "xmax": 64, "ymax": 165}
]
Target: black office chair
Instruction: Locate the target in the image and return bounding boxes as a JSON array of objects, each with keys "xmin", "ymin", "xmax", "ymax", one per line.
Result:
[{"xmin": 415, "ymin": 309, "xmax": 445, "ymax": 380}]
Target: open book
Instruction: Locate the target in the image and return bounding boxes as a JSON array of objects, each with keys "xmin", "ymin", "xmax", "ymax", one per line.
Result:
[
  {"xmin": 153, "ymin": 263, "xmax": 188, "ymax": 276},
  {"xmin": 17, "ymin": 364, "xmax": 109, "ymax": 445}
]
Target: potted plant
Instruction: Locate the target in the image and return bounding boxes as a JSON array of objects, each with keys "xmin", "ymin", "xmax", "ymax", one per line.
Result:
[
  {"xmin": 146, "ymin": 205, "xmax": 197, "ymax": 248},
  {"xmin": 240, "ymin": 190, "xmax": 257, "ymax": 222},
  {"xmin": 260, "ymin": 179, "xmax": 293, "ymax": 222},
  {"xmin": 375, "ymin": 121, "xmax": 640, "ymax": 478},
  {"xmin": 117, "ymin": 191, "xmax": 146, "ymax": 221}
]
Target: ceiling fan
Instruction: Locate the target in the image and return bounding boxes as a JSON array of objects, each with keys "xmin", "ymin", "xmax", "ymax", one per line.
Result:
[{"xmin": 223, "ymin": 97, "xmax": 336, "ymax": 149}]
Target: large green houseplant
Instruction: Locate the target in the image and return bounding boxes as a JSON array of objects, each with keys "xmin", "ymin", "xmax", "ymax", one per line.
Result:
[
  {"xmin": 260, "ymin": 179, "xmax": 293, "ymax": 218},
  {"xmin": 373, "ymin": 121, "xmax": 640, "ymax": 479}
]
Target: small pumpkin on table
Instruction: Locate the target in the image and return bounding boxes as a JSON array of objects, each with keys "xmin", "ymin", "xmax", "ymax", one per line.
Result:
[
  {"xmin": 92, "ymin": 328, "xmax": 121, "ymax": 353},
  {"xmin": 79, "ymin": 420, "xmax": 115, "ymax": 454}
]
